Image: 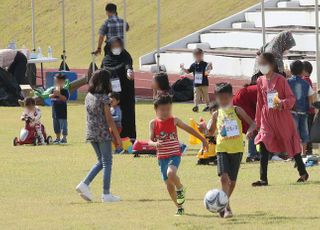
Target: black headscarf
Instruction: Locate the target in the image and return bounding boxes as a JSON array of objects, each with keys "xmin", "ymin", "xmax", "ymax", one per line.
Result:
[
  {"xmin": 253, "ymin": 31, "xmax": 296, "ymax": 75},
  {"xmin": 102, "ymin": 37, "xmax": 133, "ymax": 71}
]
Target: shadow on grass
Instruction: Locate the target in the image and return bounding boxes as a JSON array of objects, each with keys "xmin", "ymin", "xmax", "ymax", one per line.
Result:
[
  {"xmin": 126, "ymin": 198, "xmax": 203, "ymax": 202},
  {"xmin": 69, "ymin": 198, "xmax": 204, "ymax": 205},
  {"xmin": 289, "ymin": 180, "xmax": 320, "ymax": 186},
  {"xmin": 222, "ymin": 211, "xmax": 319, "ymax": 225}
]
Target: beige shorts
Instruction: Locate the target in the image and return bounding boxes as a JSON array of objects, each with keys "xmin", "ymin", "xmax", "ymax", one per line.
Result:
[{"xmin": 194, "ymin": 86, "xmax": 209, "ymax": 105}]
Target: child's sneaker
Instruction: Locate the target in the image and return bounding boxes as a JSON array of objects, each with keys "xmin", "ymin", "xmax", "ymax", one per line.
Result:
[
  {"xmin": 192, "ymin": 106, "xmax": 199, "ymax": 112},
  {"xmin": 175, "ymin": 207, "xmax": 185, "ymax": 216},
  {"xmin": 60, "ymin": 138, "xmax": 67, "ymax": 144},
  {"xmin": 53, "ymin": 139, "xmax": 60, "ymax": 144},
  {"xmin": 101, "ymin": 194, "xmax": 121, "ymax": 203},
  {"xmin": 224, "ymin": 208, "xmax": 233, "ymax": 218},
  {"xmin": 114, "ymin": 148, "xmax": 125, "ymax": 154},
  {"xmin": 76, "ymin": 181, "xmax": 93, "ymax": 202},
  {"xmin": 176, "ymin": 187, "xmax": 186, "ymax": 205}
]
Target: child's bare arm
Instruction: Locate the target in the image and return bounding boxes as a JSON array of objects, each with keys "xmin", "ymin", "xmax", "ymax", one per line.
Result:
[
  {"xmin": 175, "ymin": 117, "xmax": 208, "ymax": 150},
  {"xmin": 208, "ymin": 111, "xmax": 218, "ymax": 136},
  {"xmin": 235, "ymin": 106, "xmax": 256, "ymax": 138}
]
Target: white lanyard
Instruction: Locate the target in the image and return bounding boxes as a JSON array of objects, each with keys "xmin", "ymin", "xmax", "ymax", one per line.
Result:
[
  {"xmin": 194, "ymin": 72, "xmax": 203, "ymax": 84},
  {"xmin": 111, "ymin": 78, "xmax": 121, "ymax": 92}
]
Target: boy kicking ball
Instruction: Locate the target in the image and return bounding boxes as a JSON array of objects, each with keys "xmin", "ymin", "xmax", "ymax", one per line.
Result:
[
  {"xmin": 149, "ymin": 95, "xmax": 208, "ymax": 216},
  {"xmin": 208, "ymin": 83, "xmax": 255, "ymax": 218}
]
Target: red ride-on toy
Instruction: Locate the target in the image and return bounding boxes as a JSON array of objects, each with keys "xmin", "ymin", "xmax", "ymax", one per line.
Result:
[{"xmin": 13, "ymin": 117, "xmax": 52, "ymax": 146}]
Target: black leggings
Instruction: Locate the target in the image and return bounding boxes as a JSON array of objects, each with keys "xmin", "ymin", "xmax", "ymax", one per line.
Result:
[{"xmin": 259, "ymin": 143, "xmax": 307, "ymax": 182}]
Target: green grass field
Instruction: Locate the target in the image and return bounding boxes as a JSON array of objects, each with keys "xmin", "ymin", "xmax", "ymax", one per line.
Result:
[
  {"xmin": 0, "ymin": 102, "xmax": 319, "ymax": 230},
  {"xmin": 0, "ymin": 0, "xmax": 259, "ymax": 68}
]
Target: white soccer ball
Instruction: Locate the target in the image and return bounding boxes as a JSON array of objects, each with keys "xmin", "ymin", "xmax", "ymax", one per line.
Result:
[{"xmin": 204, "ymin": 189, "xmax": 229, "ymax": 213}]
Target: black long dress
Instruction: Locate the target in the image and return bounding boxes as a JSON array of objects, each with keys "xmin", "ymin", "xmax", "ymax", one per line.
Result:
[{"xmin": 102, "ymin": 38, "xmax": 136, "ymax": 139}]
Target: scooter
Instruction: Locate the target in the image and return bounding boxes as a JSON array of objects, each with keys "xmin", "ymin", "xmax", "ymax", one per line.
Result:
[{"xmin": 13, "ymin": 116, "xmax": 52, "ymax": 146}]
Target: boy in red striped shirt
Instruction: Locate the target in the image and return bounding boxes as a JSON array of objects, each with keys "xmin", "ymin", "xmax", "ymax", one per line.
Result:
[{"xmin": 149, "ymin": 95, "xmax": 208, "ymax": 216}]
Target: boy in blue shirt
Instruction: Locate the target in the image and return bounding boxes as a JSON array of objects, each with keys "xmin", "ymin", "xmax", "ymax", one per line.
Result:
[
  {"xmin": 288, "ymin": 60, "xmax": 315, "ymax": 156},
  {"xmin": 49, "ymin": 74, "xmax": 69, "ymax": 144},
  {"xmin": 109, "ymin": 92, "xmax": 124, "ymax": 154}
]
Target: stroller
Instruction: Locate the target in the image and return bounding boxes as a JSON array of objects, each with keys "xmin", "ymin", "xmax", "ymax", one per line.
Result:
[{"xmin": 13, "ymin": 116, "xmax": 52, "ymax": 146}]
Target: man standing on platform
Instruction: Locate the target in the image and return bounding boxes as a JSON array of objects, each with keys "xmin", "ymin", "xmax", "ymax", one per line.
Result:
[{"xmin": 93, "ymin": 3, "xmax": 129, "ymax": 56}]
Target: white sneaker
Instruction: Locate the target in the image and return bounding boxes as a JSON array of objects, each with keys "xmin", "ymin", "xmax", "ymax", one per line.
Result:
[
  {"xmin": 101, "ymin": 194, "xmax": 121, "ymax": 203},
  {"xmin": 76, "ymin": 181, "xmax": 93, "ymax": 202}
]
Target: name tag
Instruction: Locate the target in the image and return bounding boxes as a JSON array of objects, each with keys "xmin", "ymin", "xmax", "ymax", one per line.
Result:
[
  {"xmin": 194, "ymin": 72, "xmax": 203, "ymax": 84},
  {"xmin": 267, "ymin": 91, "xmax": 277, "ymax": 109},
  {"xmin": 224, "ymin": 119, "xmax": 240, "ymax": 137},
  {"xmin": 111, "ymin": 78, "xmax": 121, "ymax": 92}
]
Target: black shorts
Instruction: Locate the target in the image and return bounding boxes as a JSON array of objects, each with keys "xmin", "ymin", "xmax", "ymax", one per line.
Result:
[{"xmin": 217, "ymin": 152, "xmax": 243, "ymax": 181}]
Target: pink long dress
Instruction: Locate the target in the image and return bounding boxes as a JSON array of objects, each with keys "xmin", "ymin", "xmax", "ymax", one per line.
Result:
[{"xmin": 254, "ymin": 73, "xmax": 301, "ymax": 157}]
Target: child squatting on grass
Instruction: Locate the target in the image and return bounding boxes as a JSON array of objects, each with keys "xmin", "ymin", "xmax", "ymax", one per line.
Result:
[
  {"xmin": 151, "ymin": 72, "xmax": 171, "ymax": 99},
  {"xmin": 149, "ymin": 95, "xmax": 208, "ymax": 216},
  {"xmin": 208, "ymin": 83, "xmax": 256, "ymax": 218}
]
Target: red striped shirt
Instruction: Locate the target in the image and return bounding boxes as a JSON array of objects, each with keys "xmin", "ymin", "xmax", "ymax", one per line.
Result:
[{"xmin": 153, "ymin": 117, "xmax": 181, "ymax": 159}]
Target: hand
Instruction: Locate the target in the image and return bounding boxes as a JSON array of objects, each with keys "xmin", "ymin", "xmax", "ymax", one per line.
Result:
[
  {"xmin": 127, "ymin": 69, "xmax": 134, "ymax": 80},
  {"xmin": 117, "ymin": 139, "xmax": 123, "ymax": 149},
  {"xmin": 246, "ymin": 130, "xmax": 255, "ymax": 139},
  {"xmin": 154, "ymin": 141, "xmax": 162, "ymax": 148},
  {"xmin": 180, "ymin": 63, "xmax": 185, "ymax": 68},
  {"xmin": 274, "ymin": 101, "xmax": 282, "ymax": 110},
  {"xmin": 92, "ymin": 48, "xmax": 101, "ymax": 56},
  {"xmin": 53, "ymin": 90, "xmax": 60, "ymax": 97}
]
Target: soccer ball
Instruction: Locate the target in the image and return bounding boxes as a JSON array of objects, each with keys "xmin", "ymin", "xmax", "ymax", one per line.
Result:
[{"xmin": 204, "ymin": 189, "xmax": 229, "ymax": 213}]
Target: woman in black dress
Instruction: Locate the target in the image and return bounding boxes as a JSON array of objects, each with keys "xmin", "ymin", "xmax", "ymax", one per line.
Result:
[{"xmin": 102, "ymin": 37, "xmax": 136, "ymax": 139}]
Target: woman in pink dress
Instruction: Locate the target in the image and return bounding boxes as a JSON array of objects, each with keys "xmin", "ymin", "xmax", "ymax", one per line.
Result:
[{"xmin": 252, "ymin": 53, "xmax": 308, "ymax": 186}]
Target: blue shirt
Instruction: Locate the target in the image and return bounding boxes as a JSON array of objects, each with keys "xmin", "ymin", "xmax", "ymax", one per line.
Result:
[
  {"xmin": 111, "ymin": 105, "xmax": 122, "ymax": 128},
  {"xmin": 99, "ymin": 15, "xmax": 129, "ymax": 41},
  {"xmin": 287, "ymin": 75, "xmax": 311, "ymax": 113}
]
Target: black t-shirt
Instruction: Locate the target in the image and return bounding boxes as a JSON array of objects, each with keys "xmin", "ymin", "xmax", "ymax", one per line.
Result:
[
  {"xmin": 51, "ymin": 88, "xmax": 69, "ymax": 119},
  {"xmin": 188, "ymin": 61, "xmax": 209, "ymax": 87}
]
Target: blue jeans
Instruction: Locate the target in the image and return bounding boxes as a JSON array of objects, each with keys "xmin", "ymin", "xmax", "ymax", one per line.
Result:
[
  {"xmin": 53, "ymin": 118, "xmax": 68, "ymax": 136},
  {"xmin": 292, "ymin": 113, "xmax": 309, "ymax": 144},
  {"xmin": 248, "ymin": 138, "xmax": 258, "ymax": 158},
  {"xmin": 83, "ymin": 141, "xmax": 113, "ymax": 194}
]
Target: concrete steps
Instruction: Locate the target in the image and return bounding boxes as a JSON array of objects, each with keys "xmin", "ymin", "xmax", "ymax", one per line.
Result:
[
  {"xmin": 245, "ymin": 7, "xmax": 319, "ymax": 27},
  {"xmin": 299, "ymin": 0, "xmax": 320, "ymax": 6},
  {"xmin": 277, "ymin": 0, "xmax": 300, "ymax": 8},
  {"xmin": 140, "ymin": 0, "xmax": 319, "ymax": 84},
  {"xmin": 200, "ymin": 27, "xmax": 317, "ymax": 51}
]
